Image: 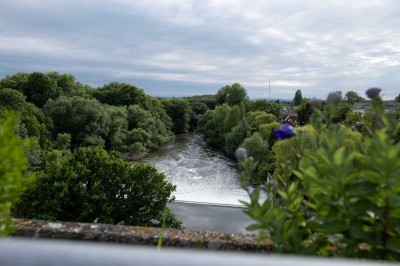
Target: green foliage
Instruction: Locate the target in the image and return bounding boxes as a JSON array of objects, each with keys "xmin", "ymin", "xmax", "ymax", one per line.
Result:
[
  {"xmin": 43, "ymin": 96, "xmax": 109, "ymax": 147},
  {"xmin": 126, "ymin": 105, "xmax": 173, "ymax": 149},
  {"xmin": 246, "ymin": 111, "xmax": 276, "ymax": 132},
  {"xmin": 185, "ymin": 95, "xmax": 216, "ymax": 110},
  {"xmin": 396, "ymin": 94, "xmax": 400, "ymax": 103},
  {"xmin": 54, "ymin": 133, "xmax": 71, "ymax": 150},
  {"xmin": 24, "ymin": 72, "xmax": 62, "ymax": 107},
  {"xmin": 161, "ymin": 99, "xmax": 191, "ymax": 134},
  {"xmin": 272, "ymin": 125, "xmax": 316, "ymax": 179},
  {"xmin": 258, "ymin": 122, "xmax": 280, "ymax": 145},
  {"xmin": 296, "ymin": 102, "xmax": 313, "ymax": 125},
  {"xmin": 103, "ymin": 106, "xmax": 128, "ymax": 150},
  {"xmin": 0, "ymin": 73, "xmax": 30, "ymax": 93},
  {"xmin": 216, "ymin": 83, "xmax": 248, "ymax": 106},
  {"xmin": 344, "ymin": 91, "xmax": 365, "ymax": 105},
  {"xmin": 241, "ymin": 133, "xmax": 270, "ymax": 184},
  {"xmin": 224, "ymin": 120, "xmax": 251, "ymax": 156},
  {"xmin": 344, "ymin": 111, "xmax": 363, "ymax": 127},
  {"xmin": 197, "ymin": 105, "xmax": 230, "ymax": 148},
  {"xmin": 0, "ymin": 112, "xmax": 33, "ymax": 235},
  {"xmin": 188, "ymin": 100, "xmax": 209, "ymax": 130},
  {"xmin": 245, "ymin": 100, "xmax": 281, "ymax": 118},
  {"xmin": 13, "ymin": 146, "xmax": 181, "ymax": 228},
  {"xmin": 224, "ymin": 105, "xmax": 245, "ymax": 133},
  {"xmin": 334, "ymin": 103, "xmax": 352, "ymax": 123},
  {"xmin": 296, "ymin": 102, "xmax": 313, "ymax": 126},
  {"xmin": 242, "ymin": 132, "xmax": 269, "ymax": 165},
  {"xmin": 93, "ymin": 82, "xmax": 149, "ymax": 109},
  {"xmin": 242, "ymin": 92, "xmax": 400, "ymax": 260},
  {"xmin": 293, "ymin": 90, "xmax": 302, "ymax": 106},
  {"xmin": 0, "ymin": 88, "xmax": 52, "ymax": 150}
]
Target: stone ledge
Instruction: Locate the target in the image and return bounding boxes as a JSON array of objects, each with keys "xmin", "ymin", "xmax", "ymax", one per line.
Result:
[{"xmin": 12, "ymin": 219, "xmax": 274, "ymax": 252}]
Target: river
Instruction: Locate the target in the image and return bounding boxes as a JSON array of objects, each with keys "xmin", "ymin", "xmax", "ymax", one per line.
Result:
[{"xmin": 140, "ymin": 133, "xmax": 249, "ymax": 206}]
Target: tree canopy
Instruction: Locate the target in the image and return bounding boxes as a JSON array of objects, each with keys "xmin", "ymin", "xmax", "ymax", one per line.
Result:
[
  {"xmin": 293, "ymin": 90, "xmax": 302, "ymax": 106},
  {"xmin": 344, "ymin": 90, "xmax": 365, "ymax": 104},
  {"xmin": 12, "ymin": 147, "xmax": 181, "ymax": 228},
  {"xmin": 93, "ymin": 82, "xmax": 149, "ymax": 109},
  {"xmin": 216, "ymin": 83, "xmax": 248, "ymax": 106}
]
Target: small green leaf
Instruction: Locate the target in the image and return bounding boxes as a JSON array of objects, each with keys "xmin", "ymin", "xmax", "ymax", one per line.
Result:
[{"xmin": 333, "ymin": 146, "xmax": 345, "ymax": 166}]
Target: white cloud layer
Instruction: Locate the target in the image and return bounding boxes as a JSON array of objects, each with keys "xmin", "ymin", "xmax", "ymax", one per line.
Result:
[{"xmin": 0, "ymin": 0, "xmax": 399, "ymax": 99}]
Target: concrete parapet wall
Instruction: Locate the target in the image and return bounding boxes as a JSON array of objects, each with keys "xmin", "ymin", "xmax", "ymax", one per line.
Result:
[{"xmin": 12, "ymin": 219, "xmax": 274, "ymax": 252}]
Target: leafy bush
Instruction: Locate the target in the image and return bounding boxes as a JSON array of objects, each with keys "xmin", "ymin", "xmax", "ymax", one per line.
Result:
[
  {"xmin": 224, "ymin": 120, "xmax": 251, "ymax": 156},
  {"xmin": 216, "ymin": 83, "xmax": 248, "ymax": 106},
  {"xmin": 258, "ymin": 121, "xmax": 281, "ymax": 145},
  {"xmin": 246, "ymin": 111, "xmax": 276, "ymax": 132},
  {"xmin": 0, "ymin": 112, "xmax": 33, "ymax": 235},
  {"xmin": 12, "ymin": 146, "xmax": 181, "ymax": 228},
  {"xmin": 161, "ymin": 99, "xmax": 191, "ymax": 134},
  {"xmin": 241, "ymin": 90, "xmax": 400, "ymax": 260}
]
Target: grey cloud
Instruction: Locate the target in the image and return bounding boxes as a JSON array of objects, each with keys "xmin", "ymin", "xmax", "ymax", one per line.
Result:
[{"xmin": 0, "ymin": 0, "xmax": 399, "ymax": 99}]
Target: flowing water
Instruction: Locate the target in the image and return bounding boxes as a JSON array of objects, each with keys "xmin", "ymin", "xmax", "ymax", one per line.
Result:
[{"xmin": 140, "ymin": 133, "xmax": 249, "ymax": 206}]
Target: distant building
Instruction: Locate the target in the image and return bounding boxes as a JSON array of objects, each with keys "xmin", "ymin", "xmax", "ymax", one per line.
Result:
[
  {"xmin": 352, "ymin": 102, "xmax": 400, "ymax": 113},
  {"xmin": 352, "ymin": 102, "xmax": 370, "ymax": 112}
]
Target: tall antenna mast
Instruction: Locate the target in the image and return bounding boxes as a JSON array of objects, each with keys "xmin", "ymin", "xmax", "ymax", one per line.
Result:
[{"xmin": 268, "ymin": 80, "xmax": 271, "ymax": 100}]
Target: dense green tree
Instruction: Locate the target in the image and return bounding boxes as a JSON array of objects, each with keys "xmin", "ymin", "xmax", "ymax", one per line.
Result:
[
  {"xmin": 223, "ymin": 105, "xmax": 245, "ymax": 133},
  {"xmin": 258, "ymin": 121, "xmax": 281, "ymax": 145},
  {"xmin": 296, "ymin": 102, "xmax": 313, "ymax": 125},
  {"xmin": 242, "ymin": 132, "xmax": 270, "ymax": 184},
  {"xmin": 344, "ymin": 90, "xmax": 365, "ymax": 105},
  {"xmin": 161, "ymin": 99, "xmax": 191, "ymax": 134},
  {"xmin": 46, "ymin": 71, "xmax": 93, "ymax": 97},
  {"xmin": 25, "ymin": 72, "xmax": 62, "ymax": 107},
  {"xmin": 93, "ymin": 82, "xmax": 149, "ymax": 109},
  {"xmin": 12, "ymin": 147, "xmax": 181, "ymax": 228},
  {"xmin": 0, "ymin": 112, "xmax": 33, "ymax": 235},
  {"xmin": 0, "ymin": 87, "xmax": 27, "ymax": 110},
  {"xmin": 272, "ymin": 124, "xmax": 362, "ymax": 178},
  {"xmin": 105, "ymin": 106, "xmax": 129, "ymax": 151},
  {"xmin": 395, "ymin": 93, "xmax": 400, "ymax": 103},
  {"xmin": 245, "ymin": 100, "xmax": 281, "ymax": 118},
  {"xmin": 145, "ymin": 96, "xmax": 173, "ymax": 130},
  {"xmin": 0, "ymin": 72, "xmax": 94, "ymax": 102},
  {"xmin": 293, "ymin": 90, "xmax": 302, "ymax": 106},
  {"xmin": 197, "ymin": 104, "xmax": 231, "ymax": 148},
  {"xmin": 185, "ymin": 95, "xmax": 216, "ymax": 109},
  {"xmin": 224, "ymin": 119, "xmax": 251, "ymax": 156},
  {"xmin": 188, "ymin": 100, "xmax": 208, "ymax": 130},
  {"xmin": 43, "ymin": 96, "xmax": 109, "ymax": 147},
  {"xmin": 216, "ymin": 83, "xmax": 248, "ymax": 106},
  {"xmin": 0, "ymin": 73, "xmax": 29, "ymax": 93},
  {"xmin": 0, "ymin": 88, "xmax": 52, "ymax": 149},
  {"xmin": 127, "ymin": 104, "xmax": 173, "ymax": 149},
  {"xmin": 54, "ymin": 133, "xmax": 72, "ymax": 150},
  {"xmin": 246, "ymin": 111, "xmax": 276, "ymax": 132},
  {"xmin": 242, "ymin": 132, "xmax": 269, "ymax": 163},
  {"xmin": 334, "ymin": 103, "xmax": 352, "ymax": 123}
]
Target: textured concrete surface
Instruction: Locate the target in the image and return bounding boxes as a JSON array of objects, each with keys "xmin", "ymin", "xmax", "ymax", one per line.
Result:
[
  {"xmin": 12, "ymin": 219, "xmax": 274, "ymax": 252},
  {"xmin": 168, "ymin": 201, "xmax": 253, "ymax": 233}
]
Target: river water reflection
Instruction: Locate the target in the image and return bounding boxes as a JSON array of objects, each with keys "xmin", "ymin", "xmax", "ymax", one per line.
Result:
[{"xmin": 140, "ymin": 133, "xmax": 249, "ymax": 206}]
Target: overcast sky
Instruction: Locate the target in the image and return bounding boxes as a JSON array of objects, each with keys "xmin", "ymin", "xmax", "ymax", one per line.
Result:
[{"xmin": 0, "ymin": 0, "xmax": 399, "ymax": 99}]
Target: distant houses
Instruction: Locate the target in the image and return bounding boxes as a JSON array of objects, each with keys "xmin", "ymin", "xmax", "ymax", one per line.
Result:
[
  {"xmin": 352, "ymin": 102, "xmax": 400, "ymax": 112},
  {"xmin": 279, "ymin": 101, "xmax": 399, "ymax": 125}
]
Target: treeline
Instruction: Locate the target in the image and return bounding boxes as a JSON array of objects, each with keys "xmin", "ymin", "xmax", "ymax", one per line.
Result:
[
  {"xmin": 197, "ymin": 85, "xmax": 400, "ymax": 185},
  {"xmin": 0, "ymin": 71, "xmax": 214, "ymax": 230},
  {"xmin": 197, "ymin": 82, "xmax": 285, "ymax": 183},
  {"xmin": 0, "ymin": 72, "xmax": 214, "ymax": 154}
]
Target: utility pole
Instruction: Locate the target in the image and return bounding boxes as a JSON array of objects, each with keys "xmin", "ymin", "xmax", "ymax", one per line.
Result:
[{"xmin": 268, "ymin": 80, "xmax": 271, "ymax": 100}]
